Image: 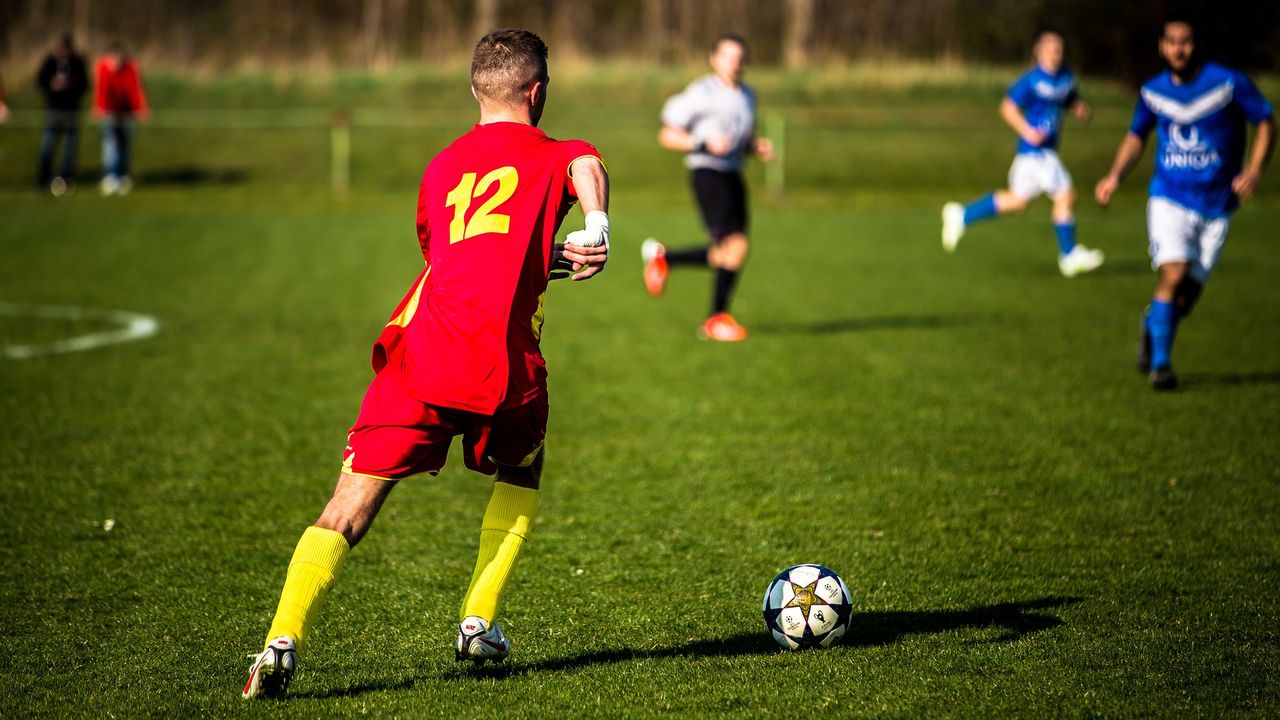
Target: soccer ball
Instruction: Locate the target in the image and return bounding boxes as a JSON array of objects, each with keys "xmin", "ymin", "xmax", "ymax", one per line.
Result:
[{"xmin": 762, "ymin": 564, "xmax": 852, "ymax": 650}]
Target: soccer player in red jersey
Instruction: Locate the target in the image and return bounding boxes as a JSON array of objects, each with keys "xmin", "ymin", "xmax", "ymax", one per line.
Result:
[{"xmin": 243, "ymin": 29, "xmax": 610, "ymax": 699}]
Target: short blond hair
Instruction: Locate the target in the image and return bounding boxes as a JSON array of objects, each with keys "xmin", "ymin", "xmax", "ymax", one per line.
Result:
[{"xmin": 471, "ymin": 29, "xmax": 548, "ymax": 106}]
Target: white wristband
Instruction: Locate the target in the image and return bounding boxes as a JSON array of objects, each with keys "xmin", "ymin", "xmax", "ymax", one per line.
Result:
[{"xmin": 585, "ymin": 210, "xmax": 609, "ymax": 234}]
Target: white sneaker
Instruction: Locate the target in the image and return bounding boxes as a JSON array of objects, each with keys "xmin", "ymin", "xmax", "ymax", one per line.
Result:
[
  {"xmin": 941, "ymin": 202, "xmax": 965, "ymax": 253},
  {"xmin": 455, "ymin": 616, "xmax": 509, "ymax": 664},
  {"xmin": 50, "ymin": 177, "xmax": 68, "ymax": 197},
  {"xmin": 1058, "ymin": 245, "xmax": 1105, "ymax": 278},
  {"xmin": 100, "ymin": 176, "xmax": 120, "ymax": 196},
  {"xmin": 242, "ymin": 636, "xmax": 297, "ymax": 700},
  {"xmin": 117, "ymin": 176, "xmax": 133, "ymax": 196}
]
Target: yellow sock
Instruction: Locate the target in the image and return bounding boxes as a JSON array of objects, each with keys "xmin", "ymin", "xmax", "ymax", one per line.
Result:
[
  {"xmin": 265, "ymin": 526, "xmax": 349, "ymax": 650},
  {"xmin": 460, "ymin": 483, "xmax": 539, "ymax": 622}
]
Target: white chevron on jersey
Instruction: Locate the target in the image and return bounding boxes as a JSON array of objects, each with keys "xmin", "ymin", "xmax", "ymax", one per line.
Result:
[
  {"xmin": 1034, "ymin": 79, "xmax": 1075, "ymax": 101},
  {"xmin": 1140, "ymin": 82, "xmax": 1235, "ymax": 124}
]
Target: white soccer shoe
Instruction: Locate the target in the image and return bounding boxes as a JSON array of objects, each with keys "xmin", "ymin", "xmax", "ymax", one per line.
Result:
[
  {"xmin": 1058, "ymin": 245, "xmax": 1105, "ymax": 278},
  {"xmin": 242, "ymin": 636, "xmax": 297, "ymax": 700},
  {"xmin": 455, "ymin": 616, "xmax": 510, "ymax": 665},
  {"xmin": 941, "ymin": 202, "xmax": 965, "ymax": 253}
]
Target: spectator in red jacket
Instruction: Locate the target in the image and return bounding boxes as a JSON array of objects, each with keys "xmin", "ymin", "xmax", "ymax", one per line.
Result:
[{"xmin": 93, "ymin": 42, "xmax": 148, "ymax": 195}]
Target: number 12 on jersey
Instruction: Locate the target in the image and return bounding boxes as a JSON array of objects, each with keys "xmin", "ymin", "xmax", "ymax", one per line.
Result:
[{"xmin": 445, "ymin": 166, "xmax": 519, "ymax": 244}]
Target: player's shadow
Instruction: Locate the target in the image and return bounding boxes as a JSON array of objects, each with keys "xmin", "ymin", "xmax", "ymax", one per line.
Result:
[
  {"xmin": 753, "ymin": 314, "xmax": 976, "ymax": 336},
  {"xmin": 134, "ymin": 166, "xmax": 250, "ymax": 186},
  {"xmin": 1179, "ymin": 370, "xmax": 1280, "ymax": 387},
  {"xmin": 444, "ymin": 595, "xmax": 1081, "ymax": 681}
]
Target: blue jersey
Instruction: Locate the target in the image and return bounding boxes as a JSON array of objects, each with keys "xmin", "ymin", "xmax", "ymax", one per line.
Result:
[
  {"xmin": 1007, "ymin": 65, "xmax": 1079, "ymax": 154},
  {"xmin": 1130, "ymin": 62, "xmax": 1274, "ymax": 217}
]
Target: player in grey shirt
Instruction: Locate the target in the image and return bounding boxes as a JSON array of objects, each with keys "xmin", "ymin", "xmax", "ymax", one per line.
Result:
[{"xmin": 642, "ymin": 33, "xmax": 774, "ymax": 342}]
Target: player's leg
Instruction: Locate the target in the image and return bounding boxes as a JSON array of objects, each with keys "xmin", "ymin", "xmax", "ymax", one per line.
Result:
[
  {"xmin": 942, "ymin": 156, "xmax": 1031, "ymax": 252},
  {"xmin": 698, "ymin": 171, "xmax": 749, "ymax": 341},
  {"xmin": 1146, "ymin": 262, "xmax": 1187, "ymax": 389},
  {"xmin": 706, "ymin": 230, "xmax": 748, "ymax": 328},
  {"xmin": 244, "ymin": 472, "xmax": 395, "ymax": 700},
  {"xmin": 266, "ymin": 473, "xmax": 395, "ymax": 643},
  {"xmin": 1140, "ymin": 197, "xmax": 1202, "ymax": 390},
  {"xmin": 456, "ymin": 399, "xmax": 548, "ymax": 663},
  {"xmin": 245, "ymin": 368, "xmax": 449, "ymax": 698},
  {"xmin": 459, "ymin": 452, "xmax": 542, "ymax": 625},
  {"xmin": 644, "ymin": 169, "xmax": 732, "ymax": 298},
  {"xmin": 1052, "ymin": 188, "xmax": 1104, "ymax": 278},
  {"xmin": 1177, "ymin": 215, "xmax": 1227, "ymax": 320},
  {"xmin": 456, "ymin": 454, "xmax": 542, "ymax": 663}
]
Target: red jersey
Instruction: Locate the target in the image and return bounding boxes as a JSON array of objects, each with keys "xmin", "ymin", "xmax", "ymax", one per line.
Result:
[
  {"xmin": 373, "ymin": 122, "xmax": 602, "ymax": 415},
  {"xmin": 92, "ymin": 57, "xmax": 147, "ymax": 115}
]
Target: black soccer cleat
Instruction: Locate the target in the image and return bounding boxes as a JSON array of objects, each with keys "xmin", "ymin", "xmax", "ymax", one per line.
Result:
[{"xmin": 1148, "ymin": 366, "xmax": 1178, "ymax": 392}]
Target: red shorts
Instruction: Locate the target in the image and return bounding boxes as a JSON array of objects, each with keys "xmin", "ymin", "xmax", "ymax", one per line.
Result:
[{"xmin": 341, "ymin": 369, "xmax": 547, "ymax": 479}]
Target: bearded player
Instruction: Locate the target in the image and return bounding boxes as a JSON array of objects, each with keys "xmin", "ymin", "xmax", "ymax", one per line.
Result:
[
  {"xmin": 1095, "ymin": 19, "xmax": 1274, "ymax": 390},
  {"xmin": 242, "ymin": 29, "xmax": 610, "ymax": 699}
]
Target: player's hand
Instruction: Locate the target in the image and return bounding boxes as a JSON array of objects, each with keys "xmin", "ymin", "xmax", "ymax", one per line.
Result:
[
  {"xmin": 0, "ymin": 102, "xmax": 9, "ymax": 124},
  {"xmin": 754, "ymin": 137, "xmax": 776, "ymax": 162},
  {"xmin": 1073, "ymin": 101, "xmax": 1092, "ymax": 122},
  {"xmin": 553, "ymin": 210, "xmax": 609, "ymax": 281},
  {"xmin": 1022, "ymin": 127, "xmax": 1048, "ymax": 147},
  {"xmin": 1094, "ymin": 175, "xmax": 1120, "ymax": 207},
  {"xmin": 1232, "ymin": 170, "xmax": 1262, "ymax": 201},
  {"xmin": 704, "ymin": 134, "xmax": 735, "ymax": 156}
]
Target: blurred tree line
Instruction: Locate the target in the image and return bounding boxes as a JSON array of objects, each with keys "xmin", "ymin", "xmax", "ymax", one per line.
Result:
[{"xmin": 2, "ymin": 0, "xmax": 1275, "ymax": 83}]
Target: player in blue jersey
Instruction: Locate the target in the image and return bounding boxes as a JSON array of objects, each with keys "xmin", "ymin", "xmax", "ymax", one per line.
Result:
[
  {"xmin": 1095, "ymin": 19, "xmax": 1274, "ymax": 391},
  {"xmin": 943, "ymin": 31, "xmax": 1105, "ymax": 277}
]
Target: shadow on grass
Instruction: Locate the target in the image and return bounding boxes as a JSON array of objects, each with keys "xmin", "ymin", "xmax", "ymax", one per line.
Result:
[
  {"xmin": 753, "ymin": 314, "xmax": 977, "ymax": 336},
  {"xmin": 135, "ymin": 166, "xmax": 250, "ymax": 186},
  {"xmin": 293, "ymin": 596, "xmax": 1081, "ymax": 698},
  {"xmin": 443, "ymin": 595, "xmax": 1082, "ymax": 682},
  {"xmin": 1179, "ymin": 370, "xmax": 1280, "ymax": 387}
]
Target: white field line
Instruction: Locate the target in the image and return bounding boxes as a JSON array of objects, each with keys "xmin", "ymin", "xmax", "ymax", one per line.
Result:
[{"xmin": 0, "ymin": 303, "xmax": 160, "ymax": 360}]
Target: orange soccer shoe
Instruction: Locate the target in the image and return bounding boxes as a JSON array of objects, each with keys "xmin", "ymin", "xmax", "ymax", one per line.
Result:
[
  {"xmin": 698, "ymin": 312, "xmax": 748, "ymax": 342},
  {"xmin": 641, "ymin": 238, "xmax": 669, "ymax": 297}
]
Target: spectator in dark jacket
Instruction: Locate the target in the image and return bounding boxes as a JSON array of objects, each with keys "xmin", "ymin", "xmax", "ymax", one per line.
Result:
[{"xmin": 37, "ymin": 34, "xmax": 90, "ymax": 196}]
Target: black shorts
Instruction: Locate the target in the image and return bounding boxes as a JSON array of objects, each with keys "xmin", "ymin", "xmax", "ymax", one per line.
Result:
[{"xmin": 690, "ymin": 168, "xmax": 748, "ymax": 241}]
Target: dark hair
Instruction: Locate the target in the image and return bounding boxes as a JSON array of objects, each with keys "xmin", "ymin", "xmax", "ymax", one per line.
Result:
[
  {"xmin": 471, "ymin": 29, "xmax": 549, "ymax": 106},
  {"xmin": 711, "ymin": 33, "xmax": 749, "ymax": 55},
  {"xmin": 1162, "ymin": 15, "xmax": 1196, "ymax": 38}
]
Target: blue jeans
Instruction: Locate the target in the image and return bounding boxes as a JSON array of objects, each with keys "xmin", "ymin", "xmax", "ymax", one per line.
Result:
[
  {"xmin": 100, "ymin": 117, "xmax": 134, "ymax": 180},
  {"xmin": 38, "ymin": 111, "xmax": 80, "ymax": 184}
]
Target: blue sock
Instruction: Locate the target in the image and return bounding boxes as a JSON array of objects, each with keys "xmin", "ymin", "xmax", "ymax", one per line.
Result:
[
  {"xmin": 1053, "ymin": 221, "xmax": 1077, "ymax": 255},
  {"xmin": 963, "ymin": 193, "xmax": 998, "ymax": 225},
  {"xmin": 1146, "ymin": 300, "xmax": 1177, "ymax": 370}
]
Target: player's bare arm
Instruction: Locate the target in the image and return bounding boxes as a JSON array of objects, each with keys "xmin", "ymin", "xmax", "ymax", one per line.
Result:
[
  {"xmin": 557, "ymin": 156, "xmax": 611, "ymax": 281},
  {"xmin": 1233, "ymin": 115, "xmax": 1275, "ymax": 200},
  {"xmin": 659, "ymin": 124, "xmax": 734, "ymax": 156},
  {"xmin": 1000, "ymin": 97, "xmax": 1046, "ymax": 147},
  {"xmin": 1095, "ymin": 132, "xmax": 1147, "ymax": 206}
]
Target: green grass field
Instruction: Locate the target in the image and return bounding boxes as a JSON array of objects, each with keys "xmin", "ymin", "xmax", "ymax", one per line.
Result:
[{"xmin": 1, "ymin": 66, "xmax": 1278, "ymax": 717}]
